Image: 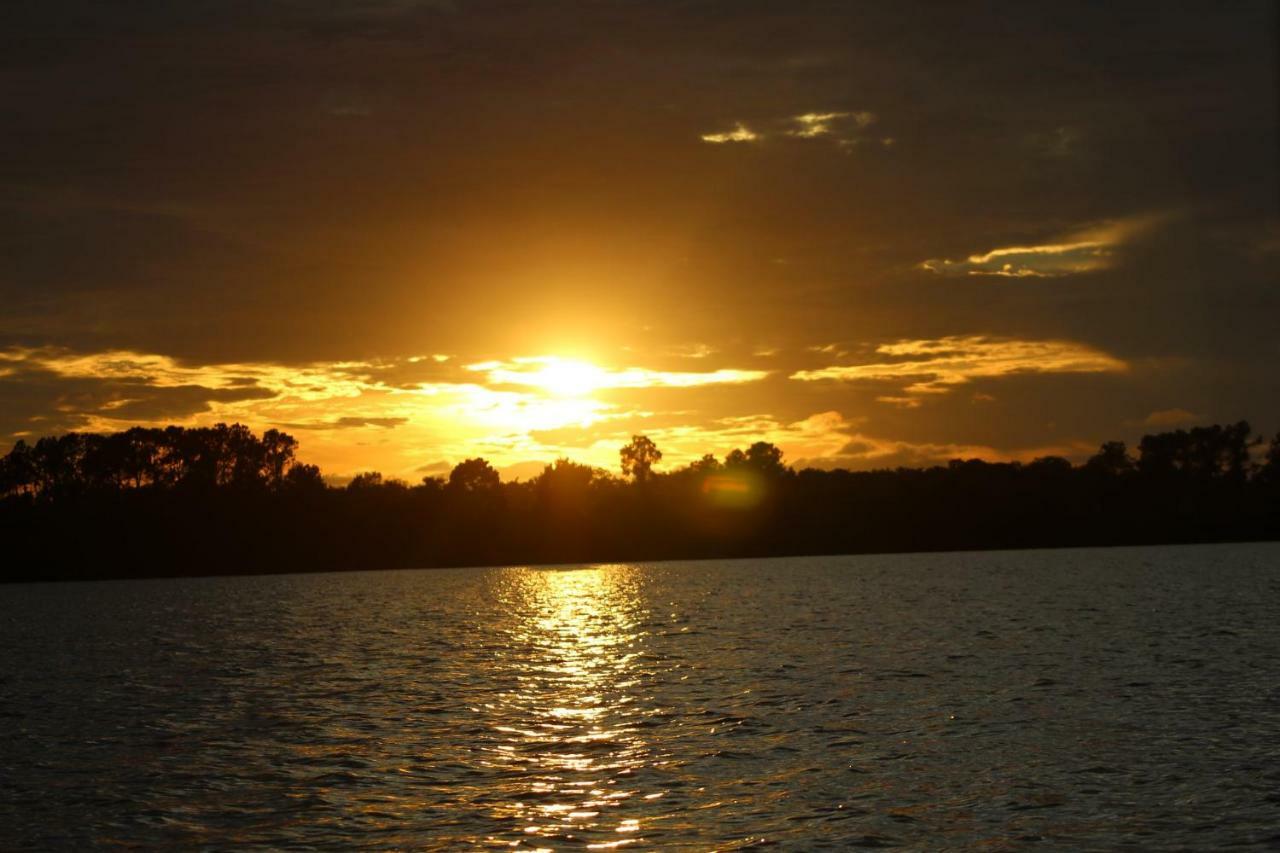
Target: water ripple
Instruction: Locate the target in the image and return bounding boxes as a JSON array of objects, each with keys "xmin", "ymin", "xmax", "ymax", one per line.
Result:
[{"xmin": 2, "ymin": 544, "xmax": 1280, "ymax": 848}]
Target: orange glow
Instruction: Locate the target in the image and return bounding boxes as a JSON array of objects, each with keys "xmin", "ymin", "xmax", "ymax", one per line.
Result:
[{"xmin": 701, "ymin": 472, "xmax": 764, "ymax": 509}]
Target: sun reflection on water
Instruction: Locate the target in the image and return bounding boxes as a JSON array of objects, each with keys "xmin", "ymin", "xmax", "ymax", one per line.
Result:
[{"xmin": 484, "ymin": 565, "xmax": 656, "ymax": 848}]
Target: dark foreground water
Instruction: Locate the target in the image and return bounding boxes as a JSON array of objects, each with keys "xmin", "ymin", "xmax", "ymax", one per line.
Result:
[{"xmin": 2, "ymin": 544, "xmax": 1279, "ymax": 850}]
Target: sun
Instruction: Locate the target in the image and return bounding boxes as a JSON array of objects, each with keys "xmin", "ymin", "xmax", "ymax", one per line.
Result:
[{"xmin": 519, "ymin": 357, "xmax": 609, "ymax": 397}]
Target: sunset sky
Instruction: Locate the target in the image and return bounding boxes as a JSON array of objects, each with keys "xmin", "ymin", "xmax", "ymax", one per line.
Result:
[{"xmin": 2, "ymin": 1, "xmax": 1277, "ymax": 481}]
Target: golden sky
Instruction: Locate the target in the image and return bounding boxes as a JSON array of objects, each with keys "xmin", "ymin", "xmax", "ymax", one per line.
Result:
[{"xmin": 1, "ymin": 2, "xmax": 1277, "ymax": 480}]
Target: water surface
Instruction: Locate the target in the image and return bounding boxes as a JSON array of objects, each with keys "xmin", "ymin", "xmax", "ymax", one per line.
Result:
[{"xmin": 3, "ymin": 543, "xmax": 1279, "ymax": 849}]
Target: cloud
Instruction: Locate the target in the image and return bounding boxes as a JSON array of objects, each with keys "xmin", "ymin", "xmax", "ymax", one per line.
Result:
[
  {"xmin": 702, "ymin": 110, "xmax": 881, "ymax": 146},
  {"xmin": 794, "ymin": 433, "xmax": 1094, "ymax": 471},
  {"xmin": 875, "ymin": 396, "xmax": 922, "ymax": 409},
  {"xmin": 920, "ymin": 214, "xmax": 1165, "ymax": 278},
  {"xmin": 280, "ymin": 416, "xmax": 409, "ymax": 430},
  {"xmin": 700, "ymin": 123, "xmax": 760, "ymax": 143},
  {"xmin": 923, "ymin": 242, "xmax": 1108, "ymax": 278},
  {"xmin": 498, "ymin": 460, "xmax": 549, "ymax": 482},
  {"xmin": 0, "ymin": 347, "xmax": 352, "ymax": 396},
  {"xmin": 518, "ymin": 406, "xmax": 1098, "ymax": 474},
  {"xmin": 1139, "ymin": 408, "xmax": 1198, "ymax": 428},
  {"xmin": 789, "ymin": 111, "xmax": 845, "ymax": 138},
  {"xmin": 640, "ymin": 408, "xmax": 1095, "ymax": 471},
  {"xmin": 791, "ymin": 336, "xmax": 1127, "ymax": 397},
  {"xmin": 0, "ymin": 356, "xmax": 279, "ymax": 438},
  {"xmin": 95, "ymin": 385, "xmax": 278, "ymax": 420},
  {"xmin": 467, "ymin": 356, "xmax": 767, "ymax": 395},
  {"xmin": 788, "ymin": 110, "xmax": 875, "ymax": 138},
  {"xmin": 507, "ymin": 410, "xmax": 864, "ymax": 477},
  {"xmin": 663, "ymin": 342, "xmax": 717, "ymax": 359},
  {"xmin": 0, "ymin": 347, "xmax": 774, "ymax": 479}
]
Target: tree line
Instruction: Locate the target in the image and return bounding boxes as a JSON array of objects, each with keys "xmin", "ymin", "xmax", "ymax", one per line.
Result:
[{"xmin": 2, "ymin": 421, "xmax": 1279, "ymax": 581}]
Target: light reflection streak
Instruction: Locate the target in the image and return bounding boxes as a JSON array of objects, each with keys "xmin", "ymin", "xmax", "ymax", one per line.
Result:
[{"xmin": 483, "ymin": 565, "xmax": 655, "ymax": 846}]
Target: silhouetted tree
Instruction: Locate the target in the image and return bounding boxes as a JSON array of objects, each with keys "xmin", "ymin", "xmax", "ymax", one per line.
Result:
[
  {"xmin": 448, "ymin": 458, "xmax": 501, "ymax": 493},
  {"xmin": 347, "ymin": 471, "xmax": 384, "ymax": 490},
  {"xmin": 1259, "ymin": 433, "xmax": 1280, "ymax": 486},
  {"xmin": 727, "ymin": 441, "xmax": 788, "ymax": 478},
  {"xmin": 1139, "ymin": 421, "xmax": 1253, "ymax": 482},
  {"xmin": 689, "ymin": 454, "xmax": 720, "ymax": 473},
  {"xmin": 2, "ymin": 419, "xmax": 1278, "ymax": 583},
  {"xmin": 535, "ymin": 458, "xmax": 605, "ymax": 499},
  {"xmin": 620, "ymin": 435, "xmax": 662, "ymax": 482},
  {"xmin": 260, "ymin": 429, "xmax": 298, "ymax": 488},
  {"xmin": 284, "ymin": 463, "xmax": 325, "ymax": 493},
  {"xmin": 1085, "ymin": 440, "xmax": 1134, "ymax": 477},
  {"xmin": 1027, "ymin": 456, "xmax": 1073, "ymax": 478},
  {"xmin": 0, "ymin": 440, "xmax": 35, "ymax": 497}
]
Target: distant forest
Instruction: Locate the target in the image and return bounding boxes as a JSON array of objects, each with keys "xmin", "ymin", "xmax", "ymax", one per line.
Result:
[{"xmin": 3, "ymin": 421, "xmax": 1279, "ymax": 582}]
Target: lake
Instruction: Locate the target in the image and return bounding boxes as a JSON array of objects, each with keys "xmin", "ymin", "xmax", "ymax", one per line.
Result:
[{"xmin": 2, "ymin": 543, "xmax": 1279, "ymax": 849}]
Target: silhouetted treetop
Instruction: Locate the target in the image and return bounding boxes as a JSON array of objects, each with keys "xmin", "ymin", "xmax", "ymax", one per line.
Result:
[
  {"xmin": 1138, "ymin": 421, "xmax": 1254, "ymax": 481},
  {"xmin": 725, "ymin": 441, "xmax": 788, "ymax": 478},
  {"xmin": 0, "ymin": 424, "xmax": 307, "ymax": 499},
  {"xmin": 448, "ymin": 458, "xmax": 501, "ymax": 493},
  {"xmin": 1086, "ymin": 441, "xmax": 1134, "ymax": 477},
  {"xmin": 347, "ymin": 471, "xmax": 385, "ymax": 490},
  {"xmin": 620, "ymin": 435, "xmax": 662, "ymax": 482},
  {"xmin": 285, "ymin": 463, "xmax": 325, "ymax": 493},
  {"xmin": 688, "ymin": 454, "xmax": 721, "ymax": 474}
]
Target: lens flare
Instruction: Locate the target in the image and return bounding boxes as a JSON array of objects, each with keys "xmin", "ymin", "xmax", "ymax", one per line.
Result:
[{"xmin": 700, "ymin": 471, "xmax": 765, "ymax": 509}]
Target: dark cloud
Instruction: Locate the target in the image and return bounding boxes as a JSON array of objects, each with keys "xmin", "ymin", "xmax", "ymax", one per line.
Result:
[
  {"xmin": 838, "ymin": 440, "xmax": 878, "ymax": 457},
  {"xmin": 0, "ymin": 366, "xmax": 276, "ymax": 439},
  {"xmin": 343, "ymin": 359, "xmax": 474, "ymax": 388},
  {"xmin": 280, "ymin": 416, "xmax": 409, "ymax": 430}
]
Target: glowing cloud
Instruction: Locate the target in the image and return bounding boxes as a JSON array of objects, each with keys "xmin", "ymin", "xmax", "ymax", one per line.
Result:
[
  {"xmin": 701, "ymin": 110, "xmax": 882, "ymax": 147},
  {"xmin": 700, "ymin": 122, "xmax": 760, "ymax": 143},
  {"xmin": 791, "ymin": 336, "xmax": 1127, "ymax": 397},
  {"xmin": 920, "ymin": 215, "xmax": 1164, "ymax": 278},
  {"xmin": 0, "ymin": 347, "xmax": 773, "ymax": 480},
  {"xmin": 788, "ymin": 110, "xmax": 875, "ymax": 138},
  {"xmin": 789, "ymin": 111, "xmax": 849, "ymax": 138},
  {"xmin": 2, "ymin": 347, "xmax": 369, "ymax": 399},
  {"xmin": 468, "ymin": 356, "xmax": 767, "ymax": 396}
]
